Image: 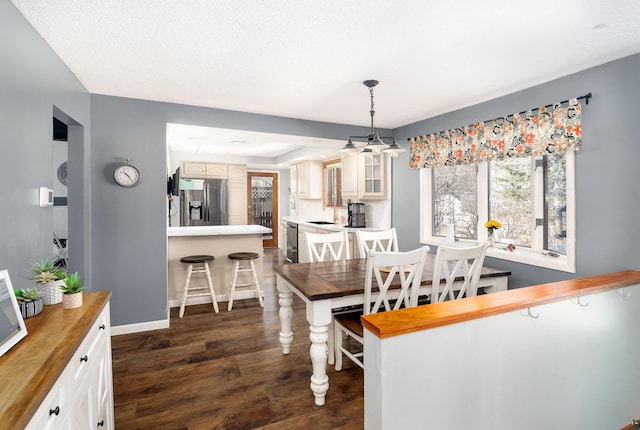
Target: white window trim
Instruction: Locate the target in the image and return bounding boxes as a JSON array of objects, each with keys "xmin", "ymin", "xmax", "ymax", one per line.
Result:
[{"xmin": 419, "ymin": 152, "xmax": 576, "ymax": 273}]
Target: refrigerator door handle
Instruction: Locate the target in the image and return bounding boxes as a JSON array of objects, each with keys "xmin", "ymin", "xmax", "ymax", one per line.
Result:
[{"xmin": 204, "ymin": 184, "xmax": 209, "ymax": 223}]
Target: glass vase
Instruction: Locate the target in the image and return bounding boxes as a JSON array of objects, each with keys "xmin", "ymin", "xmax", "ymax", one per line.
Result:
[{"xmin": 488, "ymin": 229, "xmax": 495, "ymax": 247}]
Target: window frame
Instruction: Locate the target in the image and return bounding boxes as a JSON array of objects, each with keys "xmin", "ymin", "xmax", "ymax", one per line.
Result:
[{"xmin": 420, "ymin": 151, "xmax": 576, "ymax": 273}]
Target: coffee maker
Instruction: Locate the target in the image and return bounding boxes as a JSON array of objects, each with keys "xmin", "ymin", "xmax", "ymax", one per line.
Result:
[{"xmin": 347, "ymin": 202, "xmax": 366, "ymax": 227}]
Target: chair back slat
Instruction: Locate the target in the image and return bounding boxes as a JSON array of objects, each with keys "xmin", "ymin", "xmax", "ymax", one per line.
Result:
[
  {"xmin": 356, "ymin": 228, "xmax": 399, "ymax": 259},
  {"xmin": 305, "ymin": 230, "xmax": 350, "ymax": 262},
  {"xmin": 431, "ymin": 242, "xmax": 488, "ymax": 303},
  {"xmin": 363, "ymin": 246, "xmax": 429, "ymax": 315}
]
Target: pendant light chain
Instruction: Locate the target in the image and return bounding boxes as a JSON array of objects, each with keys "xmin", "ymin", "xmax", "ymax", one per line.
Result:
[
  {"xmin": 340, "ymin": 79, "xmax": 406, "ymax": 158},
  {"xmin": 369, "ymin": 85, "xmax": 376, "ymax": 136}
]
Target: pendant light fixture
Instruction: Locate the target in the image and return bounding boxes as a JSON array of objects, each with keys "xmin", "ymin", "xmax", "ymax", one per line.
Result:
[{"xmin": 340, "ymin": 80, "xmax": 406, "ymax": 158}]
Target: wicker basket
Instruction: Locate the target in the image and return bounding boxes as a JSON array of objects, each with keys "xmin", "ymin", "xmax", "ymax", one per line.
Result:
[
  {"xmin": 62, "ymin": 292, "xmax": 83, "ymax": 309},
  {"xmin": 35, "ymin": 280, "xmax": 65, "ymax": 305}
]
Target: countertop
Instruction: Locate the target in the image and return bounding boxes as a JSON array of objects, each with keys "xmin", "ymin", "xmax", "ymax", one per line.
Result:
[
  {"xmin": 281, "ymin": 216, "xmax": 383, "ymax": 232},
  {"xmin": 167, "ymin": 225, "xmax": 272, "ymax": 237}
]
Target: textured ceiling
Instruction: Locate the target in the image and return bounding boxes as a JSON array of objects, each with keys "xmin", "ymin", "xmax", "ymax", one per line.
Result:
[{"xmin": 10, "ymin": 0, "xmax": 640, "ymax": 159}]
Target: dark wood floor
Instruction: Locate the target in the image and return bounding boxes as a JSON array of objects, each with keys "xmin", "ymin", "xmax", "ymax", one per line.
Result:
[{"xmin": 111, "ymin": 248, "xmax": 364, "ymax": 429}]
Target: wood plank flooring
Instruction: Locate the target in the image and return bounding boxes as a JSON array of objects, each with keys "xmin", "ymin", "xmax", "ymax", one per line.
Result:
[{"xmin": 111, "ymin": 248, "xmax": 364, "ymax": 429}]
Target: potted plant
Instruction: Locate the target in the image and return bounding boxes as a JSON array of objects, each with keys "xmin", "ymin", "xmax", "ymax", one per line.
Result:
[
  {"xmin": 30, "ymin": 258, "xmax": 67, "ymax": 305},
  {"xmin": 14, "ymin": 288, "xmax": 44, "ymax": 319},
  {"xmin": 60, "ymin": 272, "xmax": 85, "ymax": 309}
]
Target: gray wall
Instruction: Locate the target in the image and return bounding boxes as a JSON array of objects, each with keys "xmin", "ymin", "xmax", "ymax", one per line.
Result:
[
  {"xmin": 90, "ymin": 95, "xmax": 372, "ymax": 326},
  {"xmin": 391, "ymin": 53, "xmax": 640, "ymax": 289},
  {"xmin": 0, "ymin": 2, "xmax": 91, "ymax": 290}
]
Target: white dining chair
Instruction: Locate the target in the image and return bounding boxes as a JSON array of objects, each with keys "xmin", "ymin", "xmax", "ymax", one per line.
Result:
[
  {"xmin": 305, "ymin": 230, "xmax": 350, "ymax": 262},
  {"xmin": 355, "ymin": 228, "xmax": 399, "ymax": 258},
  {"xmin": 334, "ymin": 246, "xmax": 429, "ymax": 371},
  {"xmin": 305, "ymin": 230, "xmax": 350, "ymax": 365},
  {"xmin": 430, "ymin": 242, "xmax": 488, "ymax": 303}
]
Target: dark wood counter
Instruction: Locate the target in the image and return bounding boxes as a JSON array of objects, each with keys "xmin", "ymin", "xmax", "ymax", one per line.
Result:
[{"xmin": 0, "ymin": 290, "xmax": 111, "ymax": 430}]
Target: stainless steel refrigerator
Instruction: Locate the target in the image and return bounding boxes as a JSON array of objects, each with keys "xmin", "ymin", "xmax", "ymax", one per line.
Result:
[{"xmin": 180, "ymin": 178, "xmax": 228, "ymax": 226}]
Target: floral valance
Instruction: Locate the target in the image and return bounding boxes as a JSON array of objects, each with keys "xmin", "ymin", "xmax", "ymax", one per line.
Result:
[{"xmin": 408, "ymin": 97, "xmax": 583, "ymax": 169}]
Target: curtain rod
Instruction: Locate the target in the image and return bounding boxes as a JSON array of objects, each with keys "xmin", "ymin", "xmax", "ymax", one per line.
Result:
[{"xmin": 408, "ymin": 92, "xmax": 592, "ymax": 141}]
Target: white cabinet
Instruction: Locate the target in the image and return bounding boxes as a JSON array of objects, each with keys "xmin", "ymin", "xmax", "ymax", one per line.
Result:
[
  {"xmin": 297, "ymin": 225, "xmax": 317, "ymax": 263},
  {"xmin": 341, "ymin": 155, "xmax": 358, "ymax": 198},
  {"xmin": 289, "ymin": 164, "xmax": 298, "ymax": 196},
  {"xmin": 341, "ymin": 153, "xmax": 386, "ymax": 200},
  {"xmin": 228, "ymin": 164, "xmax": 247, "ymax": 225},
  {"xmin": 228, "ymin": 182, "xmax": 247, "ymax": 225},
  {"xmin": 361, "ymin": 153, "xmax": 385, "ymax": 198},
  {"xmin": 227, "ymin": 164, "xmax": 246, "ymax": 182},
  {"xmin": 181, "ymin": 161, "xmax": 227, "ymax": 178},
  {"xmin": 280, "ymin": 220, "xmax": 288, "ymax": 253},
  {"xmin": 290, "ymin": 161, "xmax": 322, "ymax": 199},
  {"xmin": 26, "ymin": 303, "xmax": 114, "ymax": 430},
  {"xmin": 180, "ymin": 162, "xmax": 247, "ymax": 224}
]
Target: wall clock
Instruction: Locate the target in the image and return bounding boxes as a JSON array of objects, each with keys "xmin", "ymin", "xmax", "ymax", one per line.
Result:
[
  {"xmin": 56, "ymin": 161, "xmax": 68, "ymax": 186},
  {"xmin": 113, "ymin": 163, "xmax": 141, "ymax": 188}
]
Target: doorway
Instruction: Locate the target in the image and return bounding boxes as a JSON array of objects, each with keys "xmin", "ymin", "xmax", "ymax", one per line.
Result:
[
  {"xmin": 52, "ymin": 117, "xmax": 68, "ymax": 270},
  {"xmin": 247, "ymin": 172, "xmax": 278, "ymax": 248}
]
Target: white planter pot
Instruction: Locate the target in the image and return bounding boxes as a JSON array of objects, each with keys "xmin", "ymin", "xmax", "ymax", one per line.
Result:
[
  {"xmin": 35, "ymin": 280, "xmax": 65, "ymax": 305},
  {"xmin": 62, "ymin": 292, "xmax": 83, "ymax": 309}
]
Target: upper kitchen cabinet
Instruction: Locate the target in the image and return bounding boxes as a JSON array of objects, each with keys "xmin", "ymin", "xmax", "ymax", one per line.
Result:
[
  {"xmin": 290, "ymin": 160, "xmax": 322, "ymax": 199},
  {"xmin": 181, "ymin": 161, "xmax": 228, "ymax": 178},
  {"xmin": 228, "ymin": 164, "xmax": 247, "ymax": 225},
  {"xmin": 341, "ymin": 152, "xmax": 386, "ymax": 200}
]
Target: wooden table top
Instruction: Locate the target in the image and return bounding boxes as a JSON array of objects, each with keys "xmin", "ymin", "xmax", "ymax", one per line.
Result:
[{"xmin": 274, "ymin": 257, "xmax": 511, "ymax": 301}]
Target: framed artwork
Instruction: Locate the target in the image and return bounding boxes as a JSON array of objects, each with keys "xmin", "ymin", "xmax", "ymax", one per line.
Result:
[{"xmin": 0, "ymin": 270, "xmax": 28, "ymax": 358}]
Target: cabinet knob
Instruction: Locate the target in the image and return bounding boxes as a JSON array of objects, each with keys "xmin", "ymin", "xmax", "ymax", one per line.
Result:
[
  {"xmin": 80, "ymin": 355, "xmax": 88, "ymax": 363},
  {"xmin": 99, "ymin": 324, "xmax": 106, "ymax": 330},
  {"xmin": 49, "ymin": 406, "xmax": 60, "ymax": 416},
  {"xmin": 97, "ymin": 420, "xmax": 105, "ymax": 427}
]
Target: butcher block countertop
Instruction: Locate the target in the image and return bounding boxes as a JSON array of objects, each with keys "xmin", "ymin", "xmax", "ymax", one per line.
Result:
[{"xmin": 0, "ymin": 291, "xmax": 111, "ymax": 430}]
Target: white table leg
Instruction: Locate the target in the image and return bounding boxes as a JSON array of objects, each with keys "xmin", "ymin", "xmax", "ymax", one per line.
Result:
[
  {"xmin": 277, "ymin": 277, "xmax": 293, "ymax": 354},
  {"xmin": 309, "ymin": 324, "xmax": 330, "ymax": 406}
]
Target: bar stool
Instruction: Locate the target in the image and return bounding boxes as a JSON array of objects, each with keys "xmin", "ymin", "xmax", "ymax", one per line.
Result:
[
  {"xmin": 179, "ymin": 255, "xmax": 219, "ymax": 317},
  {"xmin": 226, "ymin": 252, "xmax": 264, "ymax": 311}
]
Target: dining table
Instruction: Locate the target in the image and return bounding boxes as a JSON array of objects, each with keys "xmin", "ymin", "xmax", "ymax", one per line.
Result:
[{"xmin": 274, "ymin": 255, "xmax": 511, "ymax": 406}]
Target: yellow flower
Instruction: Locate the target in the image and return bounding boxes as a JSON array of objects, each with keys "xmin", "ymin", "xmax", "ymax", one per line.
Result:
[{"xmin": 485, "ymin": 219, "xmax": 502, "ymax": 230}]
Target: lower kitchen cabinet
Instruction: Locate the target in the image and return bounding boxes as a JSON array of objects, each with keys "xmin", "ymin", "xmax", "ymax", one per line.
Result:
[
  {"xmin": 0, "ymin": 292, "xmax": 114, "ymax": 430},
  {"xmin": 26, "ymin": 300, "xmax": 114, "ymax": 430},
  {"xmin": 297, "ymin": 225, "xmax": 317, "ymax": 263}
]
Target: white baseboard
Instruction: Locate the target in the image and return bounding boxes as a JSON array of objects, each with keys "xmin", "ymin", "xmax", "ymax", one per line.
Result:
[
  {"xmin": 112, "ymin": 291, "xmax": 264, "ymax": 336},
  {"xmin": 111, "ymin": 318, "xmax": 169, "ymax": 336}
]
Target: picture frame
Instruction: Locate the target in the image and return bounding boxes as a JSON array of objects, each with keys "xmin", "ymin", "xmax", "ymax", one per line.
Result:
[{"xmin": 0, "ymin": 270, "xmax": 28, "ymax": 358}]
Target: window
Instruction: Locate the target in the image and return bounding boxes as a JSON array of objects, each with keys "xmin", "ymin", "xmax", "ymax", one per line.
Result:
[
  {"xmin": 421, "ymin": 152, "xmax": 575, "ymax": 272},
  {"xmin": 432, "ymin": 164, "xmax": 477, "ymax": 240},
  {"xmin": 323, "ymin": 159, "xmax": 344, "ymax": 207}
]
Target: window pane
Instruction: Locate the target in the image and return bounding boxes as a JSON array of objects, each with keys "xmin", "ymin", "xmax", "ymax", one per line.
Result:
[
  {"xmin": 545, "ymin": 154, "xmax": 567, "ymax": 254},
  {"xmin": 489, "ymin": 158, "xmax": 532, "ymax": 247},
  {"xmin": 432, "ymin": 165, "xmax": 477, "ymax": 239}
]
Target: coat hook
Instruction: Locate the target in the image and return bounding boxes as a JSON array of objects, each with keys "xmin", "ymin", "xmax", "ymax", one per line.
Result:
[
  {"xmin": 576, "ymin": 296, "xmax": 589, "ymax": 307},
  {"xmin": 620, "ymin": 289, "xmax": 631, "ymax": 299},
  {"xmin": 527, "ymin": 307, "xmax": 539, "ymax": 319}
]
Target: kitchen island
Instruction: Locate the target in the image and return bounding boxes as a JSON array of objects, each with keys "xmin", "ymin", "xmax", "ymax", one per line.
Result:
[{"xmin": 168, "ymin": 225, "xmax": 272, "ymax": 309}]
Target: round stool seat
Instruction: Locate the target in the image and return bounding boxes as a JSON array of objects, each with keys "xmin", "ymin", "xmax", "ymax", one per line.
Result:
[
  {"xmin": 180, "ymin": 255, "xmax": 215, "ymax": 264},
  {"xmin": 228, "ymin": 252, "xmax": 259, "ymax": 261}
]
